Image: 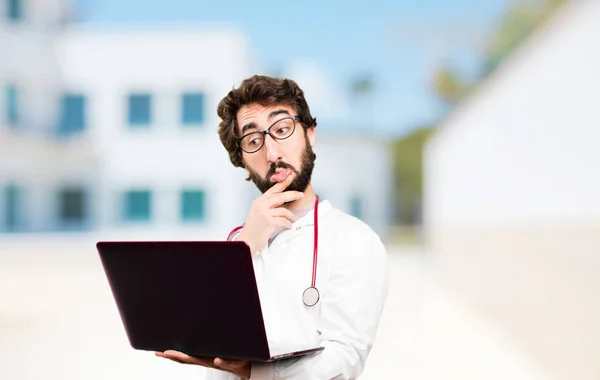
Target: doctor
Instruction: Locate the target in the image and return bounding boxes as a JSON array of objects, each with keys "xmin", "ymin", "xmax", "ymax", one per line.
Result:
[{"xmin": 155, "ymin": 75, "xmax": 389, "ymax": 379}]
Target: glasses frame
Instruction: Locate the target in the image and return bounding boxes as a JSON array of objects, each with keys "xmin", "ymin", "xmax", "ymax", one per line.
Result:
[{"xmin": 237, "ymin": 115, "xmax": 300, "ymax": 154}]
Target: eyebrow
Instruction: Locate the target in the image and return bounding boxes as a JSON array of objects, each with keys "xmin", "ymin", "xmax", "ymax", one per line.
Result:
[
  {"xmin": 240, "ymin": 109, "xmax": 291, "ymax": 135},
  {"xmin": 268, "ymin": 109, "xmax": 291, "ymax": 120},
  {"xmin": 240, "ymin": 122, "xmax": 257, "ymax": 135}
]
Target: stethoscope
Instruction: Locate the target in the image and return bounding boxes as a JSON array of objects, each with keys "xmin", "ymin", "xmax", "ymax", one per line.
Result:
[{"xmin": 227, "ymin": 196, "xmax": 320, "ymax": 307}]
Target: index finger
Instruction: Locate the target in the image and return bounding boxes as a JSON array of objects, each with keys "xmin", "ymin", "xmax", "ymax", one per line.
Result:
[{"xmin": 264, "ymin": 172, "xmax": 295, "ymax": 195}]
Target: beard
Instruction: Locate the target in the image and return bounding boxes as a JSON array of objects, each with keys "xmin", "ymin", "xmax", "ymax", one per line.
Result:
[{"xmin": 246, "ymin": 140, "xmax": 316, "ymax": 194}]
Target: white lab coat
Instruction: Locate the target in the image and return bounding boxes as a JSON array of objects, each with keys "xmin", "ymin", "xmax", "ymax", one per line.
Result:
[{"xmin": 207, "ymin": 199, "xmax": 389, "ymax": 380}]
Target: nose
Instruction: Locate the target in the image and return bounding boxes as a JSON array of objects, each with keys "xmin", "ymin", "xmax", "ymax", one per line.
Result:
[{"xmin": 263, "ymin": 133, "xmax": 283, "ymax": 163}]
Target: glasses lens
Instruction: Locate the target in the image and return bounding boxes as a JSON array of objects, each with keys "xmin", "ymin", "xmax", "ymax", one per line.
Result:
[
  {"xmin": 239, "ymin": 118, "xmax": 296, "ymax": 153},
  {"xmin": 241, "ymin": 132, "xmax": 264, "ymax": 152},
  {"xmin": 270, "ymin": 118, "xmax": 295, "ymax": 139}
]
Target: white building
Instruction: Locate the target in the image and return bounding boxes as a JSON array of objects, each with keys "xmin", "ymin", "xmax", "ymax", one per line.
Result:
[
  {"xmin": 424, "ymin": 1, "xmax": 600, "ymax": 379},
  {"xmin": 0, "ymin": 0, "xmax": 393, "ymax": 240}
]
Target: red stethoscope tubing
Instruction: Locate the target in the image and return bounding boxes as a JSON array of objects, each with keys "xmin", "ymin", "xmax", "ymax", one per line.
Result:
[
  {"xmin": 227, "ymin": 225, "xmax": 244, "ymax": 242},
  {"xmin": 227, "ymin": 196, "xmax": 320, "ymax": 306},
  {"xmin": 311, "ymin": 196, "xmax": 318, "ymax": 288}
]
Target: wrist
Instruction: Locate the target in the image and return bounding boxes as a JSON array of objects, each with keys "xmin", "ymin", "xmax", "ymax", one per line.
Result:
[{"xmin": 237, "ymin": 231, "xmax": 259, "ymax": 254}]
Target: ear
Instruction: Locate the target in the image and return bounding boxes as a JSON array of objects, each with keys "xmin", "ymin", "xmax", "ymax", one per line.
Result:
[{"xmin": 306, "ymin": 126, "xmax": 316, "ymax": 147}]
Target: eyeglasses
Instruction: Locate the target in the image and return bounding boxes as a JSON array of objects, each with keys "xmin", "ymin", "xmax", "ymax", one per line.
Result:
[{"xmin": 238, "ymin": 116, "xmax": 299, "ymax": 154}]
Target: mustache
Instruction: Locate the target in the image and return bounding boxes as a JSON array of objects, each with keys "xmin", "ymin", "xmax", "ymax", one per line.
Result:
[{"xmin": 267, "ymin": 161, "xmax": 298, "ymax": 177}]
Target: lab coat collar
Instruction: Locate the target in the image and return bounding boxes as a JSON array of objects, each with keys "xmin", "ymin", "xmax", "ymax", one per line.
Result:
[
  {"xmin": 295, "ymin": 198, "xmax": 332, "ymax": 227},
  {"xmin": 267, "ymin": 199, "xmax": 332, "ymax": 250}
]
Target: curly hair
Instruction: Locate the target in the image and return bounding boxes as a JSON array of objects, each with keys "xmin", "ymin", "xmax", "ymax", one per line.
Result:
[{"xmin": 217, "ymin": 75, "xmax": 317, "ymax": 168}]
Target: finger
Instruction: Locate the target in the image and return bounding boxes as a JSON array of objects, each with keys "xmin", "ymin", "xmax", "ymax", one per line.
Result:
[
  {"xmin": 266, "ymin": 191, "xmax": 304, "ymax": 207},
  {"xmin": 169, "ymin": 357, "xmax": 187, "ymax": 365},
  {"xmin": 162, "ymin": 350, "xmax": 216, "ymax": 367},
  {"xmin": 264, "ymin": 171, "xmax": 295, "ymax": 195},
  {"xmin": 270, "ymin": 207, "xmax": 297, "ymax": 222},
  {"xmin": 156, "ymin": 352, "xmax": 187, "ymax": 365}
]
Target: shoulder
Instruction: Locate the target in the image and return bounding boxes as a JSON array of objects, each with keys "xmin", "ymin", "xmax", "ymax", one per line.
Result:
[
  {"xmin": 324, "ymin": 204, "xmax": 385, "ymax": 250},
  {"xmin": 322, "ymin": 204, "xmax": 389, "ymax": 276}
]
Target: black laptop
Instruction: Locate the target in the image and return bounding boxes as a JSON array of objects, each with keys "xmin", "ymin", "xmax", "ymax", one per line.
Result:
[{"xmin": 96, "ymin": 241, "xmax": 324, "ymax": 362}]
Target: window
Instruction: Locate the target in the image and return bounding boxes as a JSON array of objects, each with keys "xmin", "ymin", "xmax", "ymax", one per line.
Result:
[
  {"xmin": 5, "ymin": 84, "xmax": 19, "ymax": 127},
  {"xmin": 128, "ymin": 93, "xmax": 152, "ymax": 127},
  {"xmin": 349, "ymin": 195, "xmax": 363, "ymax": 220},
  {"xmin": 124, "ymin": 190, "xmax": 151, "ymax": 221},
  {"xmin": 181, "ymin": 190, "xmax": 206, "ymax": 221},
  {"xmin": 181, "ymin": 93, "xmax": 205, "ymax": 126},
  {"xmin": 7, "ymin": 0, "xmax": 22, "ymax": 22},
  {"xmin": 58, "ymin": 94, "xmax": 86, "ymax": 135},
  {"xmin": 58, "ymin": 187, "xmax": 86, "ymax": 224},
  {"xmin": 4, "ymin": 184, "xmax": 20, "ymax": 231}
]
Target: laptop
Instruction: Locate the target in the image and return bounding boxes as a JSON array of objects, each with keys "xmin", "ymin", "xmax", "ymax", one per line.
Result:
[{"xmin": 96, "ymin": 240, "xmax": 324, "ymax": 362}]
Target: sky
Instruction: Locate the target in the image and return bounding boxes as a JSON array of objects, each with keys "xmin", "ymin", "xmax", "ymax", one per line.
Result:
[{"xmin": 71, "ymin": 0, "xmax": 516, "ymax": 138}]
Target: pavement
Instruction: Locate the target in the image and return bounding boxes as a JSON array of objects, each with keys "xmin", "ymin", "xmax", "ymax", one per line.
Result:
[{"xmin": 0, "ymin": 235, "xmax": 547, "ymax": 379}]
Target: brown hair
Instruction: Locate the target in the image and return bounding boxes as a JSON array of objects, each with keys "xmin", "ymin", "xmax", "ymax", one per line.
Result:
[{"xmin": 217, "ymin": 75, "xmax": 317, "ymax": 168}]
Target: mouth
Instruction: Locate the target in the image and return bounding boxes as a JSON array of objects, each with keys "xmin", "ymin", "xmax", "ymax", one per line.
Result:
[{"xmin": 270, "ymin": 168, "xmax": 294, "ymax": 183}]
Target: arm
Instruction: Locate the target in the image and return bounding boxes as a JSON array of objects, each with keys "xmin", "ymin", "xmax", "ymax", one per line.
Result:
[{"xmin": 251, "ymin": 232, "xmax": 389, "ymax": 380}]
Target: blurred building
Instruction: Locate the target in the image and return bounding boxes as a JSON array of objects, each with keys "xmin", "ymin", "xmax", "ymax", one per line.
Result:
[
  {"xmin": 424, "ymin": 1, "xmax": 600, "ymax": 379},
  {"xmin": 0, "ymin": 0, "xmax": 393, "ymax": 239}
]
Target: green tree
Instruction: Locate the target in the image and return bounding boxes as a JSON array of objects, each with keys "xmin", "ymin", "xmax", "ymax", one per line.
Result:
[
  {"xmin": 483, "ymin": 0, "xmax": 568, "ymax": 75},
  {"xmin": 392, "ymin": 126, "xmax": 435, "ymax": 225},
  {"xmin": 432, "ymin": 65, "xmax": 471, "ymax": 107},
  {"xmin": 349, "ymin": 74, "xmax": 375, "ymax": 127},
  {"xmin": 431, "ymin": 0, "xmax": 569, "ymax": 104},
  {"xmin": 350, "ymin": 76, "xmax": 374, "ymax": 95}
]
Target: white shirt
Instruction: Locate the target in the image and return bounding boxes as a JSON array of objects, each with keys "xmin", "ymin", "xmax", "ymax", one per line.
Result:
[{"xmin": 207, "ymin": 200, "xmax": 389, "ymax": 380}]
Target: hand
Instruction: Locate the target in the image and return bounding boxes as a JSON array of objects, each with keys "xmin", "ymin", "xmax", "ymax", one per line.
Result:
[
  {"xmin": 237, "ymin": 172, "xmax": 303, "ymax": 253},
  {"xmin": 156, "ymin": 350, "xmax": 251, "ymax": 379}
]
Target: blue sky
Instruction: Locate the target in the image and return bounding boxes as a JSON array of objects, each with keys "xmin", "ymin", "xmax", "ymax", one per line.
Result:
[{"xmin": 71, "ymin": 0, "xmax": 515, "ymax": 138}]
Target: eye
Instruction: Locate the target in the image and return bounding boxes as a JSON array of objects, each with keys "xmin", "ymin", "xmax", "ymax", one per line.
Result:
[
  {"xmin": 274, "ymin": 126, "xmax": 290, "ymax": 136},
  {"xmin": 273, "ymin": 119, "xmax": 294, "ymax": 136},
  {"xmin": 248, "ymin": 137, "xmax": 262, "ymax": 146}
]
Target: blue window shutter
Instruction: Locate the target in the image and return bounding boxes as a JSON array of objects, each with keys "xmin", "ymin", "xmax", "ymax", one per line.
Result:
[
  {"xmin": 4, "ymin": 184, "xmax": 20, "ymax": 230},
  {"xmin": 58, "ymin": 188, "xmax": 86, "ymax": 222},
  {"xmin": 128, "ymin": 94, "xmax": 152, "ymax": 126},
  {"xmin": 181, "ymin": 190, "xmax": 206, "ymax": 221},
  {"xmin": 124, "ymin": 190, "xmax": 151, "ymax": 221},
  {"xmin": 350, "ymin": 196, "xmax": 363, "ymax": 220},
  {"xmin": 182, "ymin": 93, "xmax": 205, "ymax": 126},
  {"xmin": 5, "ymin": 85, "xmax": 19, "ymax": 127},
  {"xmin": 7, "ymin": 0, "xmax": 23, "ymax": 22},
  {"xmin": 59, "ymin": 94, "xmax": 86, "ymax": 135}
]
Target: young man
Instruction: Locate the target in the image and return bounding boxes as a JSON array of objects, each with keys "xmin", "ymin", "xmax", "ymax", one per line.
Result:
[{"xmin": 156, "ymin": 75, "xmax": 389, "ymax": 379}]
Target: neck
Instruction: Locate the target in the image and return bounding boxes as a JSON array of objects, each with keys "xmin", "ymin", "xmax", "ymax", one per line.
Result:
[{"xmin": 285, "ymin": 184, "xmax": 317, "ymax": 212}]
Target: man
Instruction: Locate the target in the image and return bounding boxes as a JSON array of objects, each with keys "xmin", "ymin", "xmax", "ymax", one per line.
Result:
[{"xmin": 156, "ymin": 75, "xmax": 389, "ymax": 379}]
